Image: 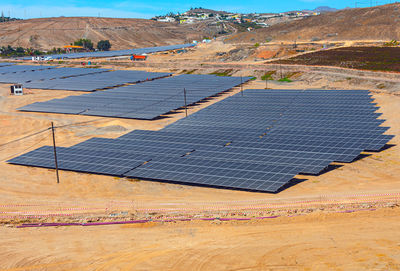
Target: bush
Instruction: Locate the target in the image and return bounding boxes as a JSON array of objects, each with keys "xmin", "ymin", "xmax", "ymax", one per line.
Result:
[
  {"xmin": 261, "ymin": 71, "xmax": 276, "ymax": 80},
  {"xmin": 74, "ymin": 38, "xmax": 94, "ymax": 50},
  {"xmin": 383, "ymin": 40, "xmax": 399, "ymax": 47},
  {"xmin": 254, "ymin": 42, "xmax": 260, "ymax": 48},
  {"xmin": 278, "ymin": 77, "xmax": 293, "ymax": 82},
  {"xmin": 97, "ymin": 40, "xmax": 111, "ymax": 51}
]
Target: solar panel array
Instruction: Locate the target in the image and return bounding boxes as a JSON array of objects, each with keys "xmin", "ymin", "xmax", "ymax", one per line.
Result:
[
  {"xmin": 18, "ymin": 74, "xmax": 251, "ymax": 119},
  {"xmin": 0, "ymin": 65, "xmax": 55, "ymax": 74},
  {"xmin": 21, "ymin": 43, "xmax": 195, "ymax": 60},
  {"xmin": 0, "ymin": 63, "xmax": 15, "ymax": 67},
  {"xmin": 8, "ymin": 89, "xmax": 394, "ymax": 193},
  {"xmin": 22, "ymin": 70, "xmax": 171, "ymax": 91},
  {"xmin": 0, "ymin": 67, "xmax": 108, "ymax": 84}
]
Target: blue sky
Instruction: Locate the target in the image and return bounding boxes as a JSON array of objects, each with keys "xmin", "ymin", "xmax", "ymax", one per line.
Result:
[{"xmin": 0, "ymin": 0, "xmax": 384, "ymax": 19}]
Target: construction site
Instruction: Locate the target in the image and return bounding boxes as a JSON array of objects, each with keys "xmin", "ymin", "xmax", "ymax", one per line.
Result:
[{"xmin": 0, "ymin": 2, "xmax": 400, "ymax": 270}]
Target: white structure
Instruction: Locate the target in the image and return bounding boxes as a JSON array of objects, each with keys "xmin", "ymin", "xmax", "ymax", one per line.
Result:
[
  {"xmin": 10, "ymin": 84, "xmax": 23, "ymax": 95},
  {"xmin": 157, "ymin": 17, "xmax": 176, "ymax": 22}
]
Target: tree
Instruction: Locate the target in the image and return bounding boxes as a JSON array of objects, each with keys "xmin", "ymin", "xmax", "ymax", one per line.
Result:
[
  {"xmin": 97, "ymin": 40, "xmax": 111, "ymax": 51},
  {"xmin": 73, "ymin": 38, "xmax": 93, "ymax": 50},
  {"xmin": 16, "ymin": 47, "xmax": 24, "ymax": 53}
]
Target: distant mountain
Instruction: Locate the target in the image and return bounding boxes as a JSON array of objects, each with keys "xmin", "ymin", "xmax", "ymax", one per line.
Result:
[
  {"xmin": 186, "ymin": 8, "xmax": 229, "ymax": 15},
  {"xmin": 312, "ymin": 6, "xmax": 340, "ymax": 13},
  {"xmin": 300, "ymin": 6, "xmax": 339, "ymax": 14}
]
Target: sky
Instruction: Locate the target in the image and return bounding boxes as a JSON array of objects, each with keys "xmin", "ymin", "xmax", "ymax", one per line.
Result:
[{"xmin": 0, "ymin": 0, "xmax": 389, "ymax": 19}]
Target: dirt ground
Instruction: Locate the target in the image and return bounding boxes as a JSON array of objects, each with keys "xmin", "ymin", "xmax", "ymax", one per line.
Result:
[
  {"xmin": 0, "ymin": 208, "xmax": 399, "ymax": 271},
  {"xmin": 0, "ymin": 64, "xmax": 399, "ymax": 270}
]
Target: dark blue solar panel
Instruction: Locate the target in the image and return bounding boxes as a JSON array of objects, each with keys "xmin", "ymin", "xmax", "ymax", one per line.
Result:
[
  {"xmin": 20, "ymin": 43, "xmax": 196, "ymax": 60},
  {"xmin": 18, "ymin": 74, "xmax": 251, "ymax": 119}
]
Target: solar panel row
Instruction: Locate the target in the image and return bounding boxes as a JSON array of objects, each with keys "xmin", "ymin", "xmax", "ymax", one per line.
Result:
[
  {"xmin": 0, "ymin": 63, "xmax": 15, "ymax": 67},
  {"xmin": 8, "ymin": 89, "xmax": 394, "ymax": 193},
  {"xmin": 21, "ymin": 43, "xmax": 196, "ymax": 60},
  {"xmin": 0, "ymin": 65, "xmax": 55, "ymax": 74},
  {"xmin": 23, "ymin": 70, "xmax": 171, "ymax": 91},
  {"xmin": 0, "ymin": 67, "xmax": 108, "ymax": 84},
  {"xmin": 18, "ymin": 74, "xmax": 252, "ymax": 119}
]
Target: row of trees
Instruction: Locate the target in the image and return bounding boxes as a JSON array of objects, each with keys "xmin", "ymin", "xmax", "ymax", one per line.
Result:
[
  {"xmin": 0, "ymin": 12, "xmax": 21, "ymax": 23},
  {"xmin": 0, "ymin": 46, "xmax": 67, "ymax": 57},
  {"xmin": 72, "ymin": 38, "xmax": 111, "ymax": 51},
  {"xmin": 0, "ymin": 38, "xmax": 111, "ymax": 57}
]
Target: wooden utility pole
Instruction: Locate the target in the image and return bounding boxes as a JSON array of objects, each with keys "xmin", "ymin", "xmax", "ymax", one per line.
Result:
[
  {"xmin": 240, "ymin": 76, "xmax": 243, "ymax": 96},
  {"xmin": 183, "ymin": 88, "xmax": 188, "ymax": 117},
  {"xmin": 51, "ymin": 122, "xmax": 60, "ymax": 184},
  {"xmin": 265, "ymin": 73, "xmax": 268, "ymax": 89}
]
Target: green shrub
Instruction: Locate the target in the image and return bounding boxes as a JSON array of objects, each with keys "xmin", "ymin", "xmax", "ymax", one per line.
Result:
[{"xmin": 278, "ymin": 77, "xmax": 292, "ymax": 82}]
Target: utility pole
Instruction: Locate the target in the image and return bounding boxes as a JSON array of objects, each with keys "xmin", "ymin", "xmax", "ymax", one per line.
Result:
[
  {"xmin": 240, "ymin": 76, "xmax": 243, "ymax": 96},
  {"xmin": 183, "ymin": 88, "xmax": 188, "ymax": 117},
  {"xmin": 265, "ymin": 72, "xmax": 268, "ymax": 89},
  {"xmin": 51, "ymin": 122, "xmax": 60, "ymax": 184}
]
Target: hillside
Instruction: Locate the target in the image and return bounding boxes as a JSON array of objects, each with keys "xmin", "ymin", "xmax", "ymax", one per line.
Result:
[
  {"xmin": 225, "ymin": 3, "xmax": 400, "ymax": 43},
  {"xmin": 0, "ymin": 17, "xmax": 221, "ymax": 50}
]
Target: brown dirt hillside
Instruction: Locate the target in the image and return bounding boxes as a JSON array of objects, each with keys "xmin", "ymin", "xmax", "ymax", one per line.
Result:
[
  {"xmin": 0, "ymin": 17, "xmax": 219, "ymax": 50},
  {"xmin": 225, "ymin": 3, "xmax": 400, "ymax": 43}
]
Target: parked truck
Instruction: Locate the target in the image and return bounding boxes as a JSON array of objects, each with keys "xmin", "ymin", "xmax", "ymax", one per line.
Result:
[{"xmin": 130, "ymin": 54, "xmax": 147, "ymax": 61}]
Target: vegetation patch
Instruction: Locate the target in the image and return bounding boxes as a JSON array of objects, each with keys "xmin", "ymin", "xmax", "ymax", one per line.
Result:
[
  {"xmin": 376, "ymin": 83, "xmax": 386, "ymax": 89},
  {"xmin": 210, "ymin": 69, "xmax": 234, "ymax": 76},
  {"xmin": 278, "ymin": 77, "xmax": 293, "ymax": 83},
  {"xmin": 184, "ymin": 69, "xmax": 198, "ymax": 74},
  {"xmin": 261, "ymin": 71, "xmax": 276, "ymax": 80},
  {"xmin": 273, "ymin": 47, "xmax": 400, "ymax": 72},
  {"xmin": 0, "ymin": 45, "xmax": 65, "ymax": 57}
]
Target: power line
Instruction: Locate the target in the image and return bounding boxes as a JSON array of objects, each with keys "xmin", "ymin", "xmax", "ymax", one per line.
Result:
[
  {"xmin": 0, "ymin": 127, "xmax": 50, "ymax": 150},
  {"xmin": 54, "ymin": 89, "xmax": 189, "ymax": 130},
  {"xmin": 1, "ymin": 132, "xmax": 49, "ymax": 162}
]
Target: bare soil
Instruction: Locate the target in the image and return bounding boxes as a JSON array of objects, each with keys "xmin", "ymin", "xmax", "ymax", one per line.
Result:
[
  {"xmin": 0, "ymin": 60, "xmax": 399, "ymax": 270},
  {"xmin": 0, "ymin": 17, "xmax": 222, "ymax": 50},
  {"xmin": 225, "ymin": 3, "xmax": 400, "ymax": 43}
]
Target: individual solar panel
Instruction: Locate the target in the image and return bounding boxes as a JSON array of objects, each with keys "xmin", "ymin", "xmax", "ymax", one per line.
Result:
[{"xmin": 8, "ymin": 88, "xmax": 394, "ymax": 193}]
